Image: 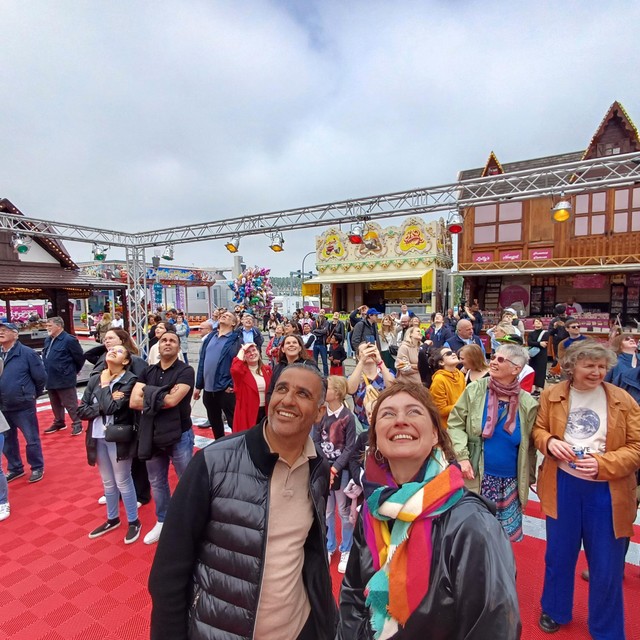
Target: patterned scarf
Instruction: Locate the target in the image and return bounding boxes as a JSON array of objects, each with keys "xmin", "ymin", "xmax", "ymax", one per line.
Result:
[
  {"xmin": 362, "ymin": 449, "xmax": 464, "ymax": 639},
  {"xmin": 482, "ymin": 377, "xmax": 521, "ymax": 438}
]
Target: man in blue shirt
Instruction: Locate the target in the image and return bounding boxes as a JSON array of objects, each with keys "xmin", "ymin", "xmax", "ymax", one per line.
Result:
[
  {"xmin": 238, "ymin": 312, "xmax": 264, "ymax": 352},
  {"xmin": 194, "ymin": 311, "xmax": 241, "ymax": 439}
]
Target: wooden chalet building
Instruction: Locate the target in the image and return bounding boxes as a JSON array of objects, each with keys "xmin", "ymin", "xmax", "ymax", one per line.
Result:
[{"xmin": 457, "ymin": 101, "xmax": 640, "ymax": 337}]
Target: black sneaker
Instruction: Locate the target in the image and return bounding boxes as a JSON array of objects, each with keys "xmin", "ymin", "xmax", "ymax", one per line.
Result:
[
  {"xmin": 71, "ymin": 425, "xmax": 83, "ymax": 436},
  {"xmin": 6, "ymin": 470, "xmax": 25, "ymax": 483},
  {"xmin": 28, "ymin": 469, "xmax": 44, "ymax": 483},
  {"xmin": 44, "ymin": 425, "xmax": 67, "ymax": 434},
  {"xmin": 88, "ymin": 519, "xmax": 121, "ymax": 539},
  {"xmin": 124, "ymin": 520, "xmax": 142, "ymax": 544}
]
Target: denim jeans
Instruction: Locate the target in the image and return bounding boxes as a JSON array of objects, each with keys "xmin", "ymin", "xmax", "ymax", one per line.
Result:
[
  {"xmin": 313, "ymin": 343, "xmax": 329, "ymax": 377},
  {"xmin": 95, "ymin": 438, "xmax": 138, "ymax": 523},
  {"xmin": 0, "ymin": 434, "xmax": 7, "ymax": 505},
  {"xmin": 2, "ymin": 406, "xmax": 44, "ymax": 473},
  {"xmin": 326, "ymin": 471, "xmax": 354, "ymax": 554},
  {"xmin": 146, "ymin": 429, "xmax": 194, "ymax": 522}
]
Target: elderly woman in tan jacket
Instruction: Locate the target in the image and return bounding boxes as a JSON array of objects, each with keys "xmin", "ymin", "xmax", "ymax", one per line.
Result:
[{"xmin": 532, "ymin": 340, "xmax": 640, "ymax": 638}]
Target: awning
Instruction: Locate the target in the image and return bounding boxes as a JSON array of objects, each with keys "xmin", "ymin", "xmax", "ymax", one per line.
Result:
[
  {"xmin": 458, "ymin": 263, "xmax": 640, "ymax": 277},
  {"xmin": 305, "ymin": 268, "xmax": 431, "ymax": 285}
]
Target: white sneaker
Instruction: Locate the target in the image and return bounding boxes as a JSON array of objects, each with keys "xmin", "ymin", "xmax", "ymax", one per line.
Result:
[
  {"xmin": 143, "ymin": 521, "xmax": 164, "ymax": 545},
  {"xmin": 98, "ymin": 495, "xmax": 106, "ymax": 505},
  {"xmin": 338, "ymin": 551, "xmax": 350, "ymax": 573},
  {"xmin": 0, "ymin": 503, "xmax": 10, "ymax": 521}
]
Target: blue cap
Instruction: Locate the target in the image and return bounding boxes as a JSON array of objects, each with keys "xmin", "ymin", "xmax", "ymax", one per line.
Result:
[
  {"xmin": 366, "ymin": 308, "xmax": 381, "ymax": 316},
  {"xmin": 0, "ymin": 322, "xmax": 19, "ymax": 331}
]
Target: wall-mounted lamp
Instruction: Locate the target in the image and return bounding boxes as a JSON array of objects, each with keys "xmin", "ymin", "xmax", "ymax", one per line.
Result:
[
  {"xmin": 225, "ymin": 237, "xmax": 240, "ymax": 253},
  {"xmin": 270, "ymin": 232, "xmax": 285, "ymax": 252},
  {"xmin": 12, "ymin": 234, "xmax": 32, "ymax": 254},
  {"xmin": 161, "ymin": 245, "xmax": 174, "ymax": 261},
  {"xmin": 92, "ymin": 244, "xmax": 108, "ymax": 261},
  {"xmin": 551, "ymin": 196, "xmax": 573, "ymax": 223},
  {"xmin": 446, "ymin": 212, "xmax": 464, "ymax": 234},
  {"xmin": 348, "ymin": 223, "xmax": 363, "ymax": 244}
]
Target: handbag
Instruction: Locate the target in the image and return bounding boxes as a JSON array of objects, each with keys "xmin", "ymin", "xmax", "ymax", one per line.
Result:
[
  {"xmin": 104, "ymin": 422, "xmax": 136, "ymax": 443},
  {"xmin": 389, "ymin": 344, "xmax": 399, "ymax": 356},
  {"xmin": 528, "ymin": 347, "xmax": 541, "ymax": 357}
]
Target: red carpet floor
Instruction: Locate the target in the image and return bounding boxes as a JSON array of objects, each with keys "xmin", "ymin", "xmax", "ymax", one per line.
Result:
[{"xmin": 1, "ymin": 408, "xmax": 639, "ymax": 639}]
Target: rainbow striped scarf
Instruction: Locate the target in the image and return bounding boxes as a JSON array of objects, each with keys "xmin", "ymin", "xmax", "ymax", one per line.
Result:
[{"xmin": 362, "ymin": 449, "xmax": 464, "ymax": 639}]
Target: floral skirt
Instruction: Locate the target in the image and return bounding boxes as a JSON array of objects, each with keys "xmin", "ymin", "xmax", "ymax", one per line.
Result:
[{"xmin": 481, "ymin": 473, "xmax": 523, "ymax": 542}]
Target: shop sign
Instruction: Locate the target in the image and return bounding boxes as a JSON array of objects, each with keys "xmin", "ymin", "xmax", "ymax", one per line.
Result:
[
  {"xmin": 529, "ymin": 249, "xmax": 553, "ymax": 260},
  {"xmin": 472, "ymin": 252, "xmax": 493, "ymax": 263},
  {"xmin": 500, "ymin": 250, "xmax": 522, "ymax": 262},
  {"xmin": 421, "ymin": 270, "xmax": 434, "ymax": 294},
  {"xmin": 399, "ymin": 224, "xmax": 427, "ymax": 251},
  {"xmin": 573, "ymin": 274, "xmax": 607, "ymax": 289},
  {"xmin": 627, "ymin": 273, "xmax": 640, "ymax": 287},
  {"xmin": 320, "ymin": 233, "xmax": 346, "ymax": 260}
]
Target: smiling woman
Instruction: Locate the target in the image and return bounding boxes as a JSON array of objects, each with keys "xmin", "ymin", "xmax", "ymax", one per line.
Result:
[{"xmin": 337, "ymin": 382, "xmax": 521, "ymax": 639}]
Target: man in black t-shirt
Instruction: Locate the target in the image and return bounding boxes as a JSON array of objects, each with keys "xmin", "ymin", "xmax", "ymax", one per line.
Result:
[{"xmin": 130, "ymin": 332, "xmax": 195, "ymax": 545}]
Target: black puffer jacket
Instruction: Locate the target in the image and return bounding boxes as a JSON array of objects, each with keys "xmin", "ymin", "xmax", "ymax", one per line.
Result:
[
  {"xmin": 149, "ymin": 422, "xmax": 337, "ymax": 640},
  {"xmin": 337, "ymin": 491, "xmax": 521, "ymax": 640}
]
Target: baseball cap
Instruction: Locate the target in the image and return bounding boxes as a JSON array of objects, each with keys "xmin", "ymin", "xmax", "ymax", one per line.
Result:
[
  {"xmin": 366, "ymin": 308, "xmax": 381, "ymax": 316},
  {"xmin": 0, "ymin": 322, "xmax": 19, "ymax": 332},
  {"xmin": 504, "ymin": 308, "xmax": 517, "ymax": 316},
  {"xmin": 496, "ymin": 334, "xmax": 524, "ymax": 345}
]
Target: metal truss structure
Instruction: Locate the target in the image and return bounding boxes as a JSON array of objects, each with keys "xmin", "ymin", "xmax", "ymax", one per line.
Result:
[{"xmin": 2, "ymin": 151, "xmax": 640, "ymax": 345}]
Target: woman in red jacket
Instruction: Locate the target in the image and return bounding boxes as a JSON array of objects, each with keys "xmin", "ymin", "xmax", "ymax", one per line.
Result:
[{"xmin": 230, "ymin": 343, "xmax": 273, "ymax": 432}]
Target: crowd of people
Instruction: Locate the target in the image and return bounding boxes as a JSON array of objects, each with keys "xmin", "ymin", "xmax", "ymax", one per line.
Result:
[{"xmin": 1, "ymin": 299, "xmax": 639, "ymax": 639}]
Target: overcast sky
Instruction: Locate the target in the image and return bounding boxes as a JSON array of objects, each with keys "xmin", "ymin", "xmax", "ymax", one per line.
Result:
[{"xmin": 2, "ymin": 1, "xmax": 639, "ymax": 276}]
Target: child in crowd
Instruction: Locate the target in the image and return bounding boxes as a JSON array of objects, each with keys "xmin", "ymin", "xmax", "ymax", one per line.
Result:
[
  {"xmin": 311, "ymin": 376, "xmax": 357, "ymax": 574},
  {"xmin": 328, "ymin": 334, "xmax": 347, "ymax": 375}
]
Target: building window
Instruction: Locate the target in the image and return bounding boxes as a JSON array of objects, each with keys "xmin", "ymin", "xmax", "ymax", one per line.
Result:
[
  {"xmin": 473, "ymin": 202, "xmax": 522, "ymax": 244},
  {"xmin": 612, "ymin": 187, "xmax": 640, "ymax": 233},
  {"xmin": 573, "ymin": 191, "xmax": 607, "ymax": 237},
  {"xmin": 196, "ymin": 290, "xmax": 206, "ymax": 300}
]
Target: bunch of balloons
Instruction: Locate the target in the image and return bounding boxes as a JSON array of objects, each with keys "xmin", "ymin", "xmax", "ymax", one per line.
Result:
[{"xmin": 229, "ymin": 266, "xmax": 275, "ymax": 313}]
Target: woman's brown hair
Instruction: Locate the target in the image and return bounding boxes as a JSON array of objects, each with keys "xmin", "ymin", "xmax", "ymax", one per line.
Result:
[
  {"xmin": 368, "ymin": 382, "xmax": 456, "ymax": 461},
  {"xmin": 277, "ymin": 334, "xmax": 310, "ymax": 365},
  {"xmin": 458, "ymin": 343, "xmax": 487, "ymax": 371},
  {"xmin": 610, "ymin": 332, "xmax": 635, "ymax": 354},
  {"xmin": 104, "ymin": 328, "xmax": 140, "ymax": 356}
]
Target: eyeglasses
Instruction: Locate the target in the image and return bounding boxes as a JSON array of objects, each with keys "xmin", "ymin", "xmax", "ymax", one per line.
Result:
[
  {"xmin": 441, "ymin": 351, "xmax": 454, "ymax": 357},
  {"xmin": 490, "ymin": 354, "xmax": 519, "ymax": 366},
  {"xmin": 568, "ymin": 325, "xmax": 580, "ymax": 329}
]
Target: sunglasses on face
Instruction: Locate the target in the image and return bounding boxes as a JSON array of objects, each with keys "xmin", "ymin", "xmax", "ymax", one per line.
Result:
[
  {"xmin": 490, "ymin": 354, "xmax": 518, "ymax": 366},
  {"xmin": 441, "ymin": 351, "xmax": 454, "ymax": 357},
  {"xmin": 568, "ymin": 324, "xmax": 580, "ymax": 329}
]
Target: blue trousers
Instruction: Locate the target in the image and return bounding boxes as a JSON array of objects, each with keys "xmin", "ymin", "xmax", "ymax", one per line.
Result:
[
  {"xmin": 313, "ymin": 343, "xmax": 329, "ymax": 376},
  {"xmin": 2, "ymin": 406, "xmax": 44, "ymax": 473},
  {"xmin": 541, "ymin": 469, "xmax": 626, "ymax": 640}
]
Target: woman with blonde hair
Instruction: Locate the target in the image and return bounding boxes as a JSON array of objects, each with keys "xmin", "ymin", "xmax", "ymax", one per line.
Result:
[
  {"xmin": 458, "ymin": 343, "xmax": 490, "ymax": 384},
  {"xmin": 312, "ymin": 376, "xmax": 357, "ymax": 573},
  {"xmin": 95, "ymin": 312, "xmax": 113, "ymax": 344},
  {"xmin": 378, "ymin": 314, "xmax": 398, "ymax": 371},
  {"xmin": 395, "ymin": 327, "xmax": 422, "ymax": 385}
]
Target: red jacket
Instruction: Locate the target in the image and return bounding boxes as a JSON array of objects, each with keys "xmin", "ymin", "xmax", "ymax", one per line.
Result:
[{"xmin": 230, "ymin": 358, "xmax": 273, "ymax": 432}]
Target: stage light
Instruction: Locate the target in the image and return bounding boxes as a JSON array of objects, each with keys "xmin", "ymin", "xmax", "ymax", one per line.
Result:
[
  {"xmin": 447, "ymin": 212, "xmax": 464, "ymax": 234},
  {"xmin": 225, "ymin": 237, "xmax": 240, "ymax": 253},
  {"xmin": 12, "ymin": 234, "xmax": 32, "ymax": 254},
  {"xmin": 162, "ymin": 245, "xmax": 174, "ymax": 261},
  {"xmin": 348, "ymin": 223, "xmax": 363, "ymax": 244},
  {"xmin": 270, "ymin": 233, "xmax": 285, "ymax": 252},
  {"xmin": 92, "ymin": 244, "xmax": 108, "ymax": 261}
]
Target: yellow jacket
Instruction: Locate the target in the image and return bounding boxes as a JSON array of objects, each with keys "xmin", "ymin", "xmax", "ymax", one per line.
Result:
[{"xmin": 429, "ymin": 368, "xmax": 466, "ymax": 427}]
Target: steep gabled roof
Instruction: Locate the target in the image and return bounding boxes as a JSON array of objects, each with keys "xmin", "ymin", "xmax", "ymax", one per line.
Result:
[
  {"xmin": 481, "ymin": 151, "xmax": 504, "ymax": 177},
  {"xmin": 0, "ymin": 198, "xmax": 77, "ymax": 269},
  {"xmin": 582, "ymin": 100, "xmax": 640, "ymax": 160}
]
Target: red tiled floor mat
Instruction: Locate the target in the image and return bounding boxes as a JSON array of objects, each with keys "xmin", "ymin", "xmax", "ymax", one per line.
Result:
[{"xmin": 2, "ymin": 408, "xmax": 640, "ymax": 639}]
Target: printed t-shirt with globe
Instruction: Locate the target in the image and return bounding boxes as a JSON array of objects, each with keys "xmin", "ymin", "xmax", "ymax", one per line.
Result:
[{"xmin": 559, "ymin": 386, "xmax": 607, "ymax": 481}]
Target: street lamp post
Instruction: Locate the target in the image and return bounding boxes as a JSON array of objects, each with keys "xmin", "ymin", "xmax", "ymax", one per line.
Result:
[{"xmin": 300, "ymin": 251, "xmax": 315, "ymax": 310}]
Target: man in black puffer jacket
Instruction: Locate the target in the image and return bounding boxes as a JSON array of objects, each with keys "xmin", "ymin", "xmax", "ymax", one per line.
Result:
[{"xmin": 149, "ymin": 364, "xmax": 337, "ymax": 640}]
